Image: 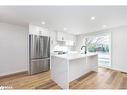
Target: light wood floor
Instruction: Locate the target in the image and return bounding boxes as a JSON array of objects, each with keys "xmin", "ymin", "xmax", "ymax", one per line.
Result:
[
  {"xmin": 0, "ymin": 71, "xmax": 61, "ymax": 89},
  {"xmin": 70, "ymin": 67, "xmax": 127, "ymax": 89},
  {"xmin": 1, "ymin": 67, "xmax": 127, "ymax": 89}
]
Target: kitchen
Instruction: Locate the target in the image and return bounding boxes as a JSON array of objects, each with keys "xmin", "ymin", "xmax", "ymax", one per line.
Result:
[{"xmin": 0, "ymin": 6, "xmax": 127, "ymax": 89}]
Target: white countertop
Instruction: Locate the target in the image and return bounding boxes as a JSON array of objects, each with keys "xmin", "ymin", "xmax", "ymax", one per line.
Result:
[{"xmin": 52, "ymin": 53, "xmax": 98, "ymax": 60}]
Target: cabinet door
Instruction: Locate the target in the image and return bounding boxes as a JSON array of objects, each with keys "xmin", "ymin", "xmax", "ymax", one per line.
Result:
[
  {"xmin": 57, "ymin": 32, "xmax": 64, "ymax": 41},
  {"xmin": 57, "ymin": 32, "xmax": 76, "ymax": 44},
  {"xmin": 65, "ymin": 34, "xmax": 75, "ymax": 46}
]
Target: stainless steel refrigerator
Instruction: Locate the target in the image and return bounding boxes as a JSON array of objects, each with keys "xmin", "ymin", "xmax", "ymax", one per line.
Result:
[{"xmin": 29, "ymin": 34, "xmax": 50, "ymax": 75}]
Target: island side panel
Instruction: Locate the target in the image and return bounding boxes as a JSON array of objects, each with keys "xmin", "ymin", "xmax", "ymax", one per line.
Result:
[
  {"xmin": 69, "ymin": 57, "xmax": 87, "ymax": 82},
  {"xmin": 51, "ymin": 56, "xmax": 69, "ymax": 89},
  {"xmin": 86, "ymin": 55, "xmax": 98, "ymax": 72}
]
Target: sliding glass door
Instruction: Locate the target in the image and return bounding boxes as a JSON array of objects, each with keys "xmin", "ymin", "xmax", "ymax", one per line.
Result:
[{"xmin": 85, "ymin": 32, "xmax": 111, "ymax": 68}]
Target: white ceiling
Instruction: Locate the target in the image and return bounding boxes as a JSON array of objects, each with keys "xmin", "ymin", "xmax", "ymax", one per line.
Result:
[{"xmin": 0, "ymin": 6, "xmax": 127, "ymax": 35}]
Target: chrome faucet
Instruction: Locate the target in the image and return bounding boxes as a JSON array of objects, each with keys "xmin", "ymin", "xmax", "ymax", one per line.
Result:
[{"xmin": 81, "ymin": 46, "xmax": 87, "ymax": 54}]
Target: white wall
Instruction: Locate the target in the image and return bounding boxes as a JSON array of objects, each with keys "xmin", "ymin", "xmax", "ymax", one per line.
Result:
[
  {"xmin": 111, "ymin": 26, "xmax": 127, "ymax": 72},
  {"xmin": 0, "ymin": 23, "xmax": 28, "ymax": 76},
  {"xmin": 75, "ymin": 25, "xmax": 127, "ymax": 73}
]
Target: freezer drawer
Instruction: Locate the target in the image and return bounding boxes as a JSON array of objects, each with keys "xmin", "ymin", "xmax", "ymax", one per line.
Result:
[{"xmin": 29, "ymin": 58, "xmax": 50, "ymax": 75}]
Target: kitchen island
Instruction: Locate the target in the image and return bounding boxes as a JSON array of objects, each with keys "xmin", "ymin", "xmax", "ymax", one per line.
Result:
[{"xmin": 51, "ymin": 53, "xmax": 98, "ymax": 89}]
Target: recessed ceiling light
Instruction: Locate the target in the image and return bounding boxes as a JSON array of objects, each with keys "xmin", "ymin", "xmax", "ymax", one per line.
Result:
[
  {"xmin": 91, "ymin": 16, "xmax": 95, "ymax": 20},
  {"xmin": 102, "ymin": 25, "xmax": 107, "ymax": 28},
  {"xmin": 63, "ymin": 27, "xmax": 67, "ymax": 31},
  {"xmin": 41, "ymin": 21, "xmax": 45, "ymax": 25}
]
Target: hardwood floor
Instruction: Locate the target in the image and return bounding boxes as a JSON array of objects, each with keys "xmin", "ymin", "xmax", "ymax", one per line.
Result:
[
  {"xmin": 70, "ymin": 67, "xmax": 127, "ymax": 89},
  {"xmin": 1, "ymin": 67, "xmax": 127, "ymax": 89},
  {"xmin": 0, "ymin": 71, "xmax": 61, "ymax": 89}
]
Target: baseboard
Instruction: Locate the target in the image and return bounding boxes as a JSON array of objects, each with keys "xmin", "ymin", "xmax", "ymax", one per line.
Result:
[
  {"xmin": 99, "ymin": 66, "xmax": 127, "ymax": 73},
  {"xmin": 0, "ymin": 71, "xmax": 28, "ymax": 79},
  {"xmin": 111, "ymin": 67, "xmax": 127, "ymax": 73}
]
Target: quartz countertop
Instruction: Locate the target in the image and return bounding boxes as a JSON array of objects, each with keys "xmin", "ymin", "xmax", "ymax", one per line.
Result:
[{"xmin": 51, "ymin": 53, "xmax": 98, "ymax": 60}]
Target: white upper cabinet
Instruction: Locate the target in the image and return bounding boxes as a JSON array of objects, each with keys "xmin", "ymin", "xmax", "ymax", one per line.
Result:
[
  {"xmin": 29, "ymin": 24, "xmax": 76, "ymax": 46},
  {"xmin": 29, "ymin": 24, "xmax": 58, "ymax": 52},
  {"xmin": 29, "ymin": 24, "xmax": 49, "ymax": 36},
  {"xmin": 57, "ymin": 32, "xmax": 76, "ymax": 46},
  {"xmin": 57, "ymin": 32, "xmax": 65, "ymax": 41}
]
